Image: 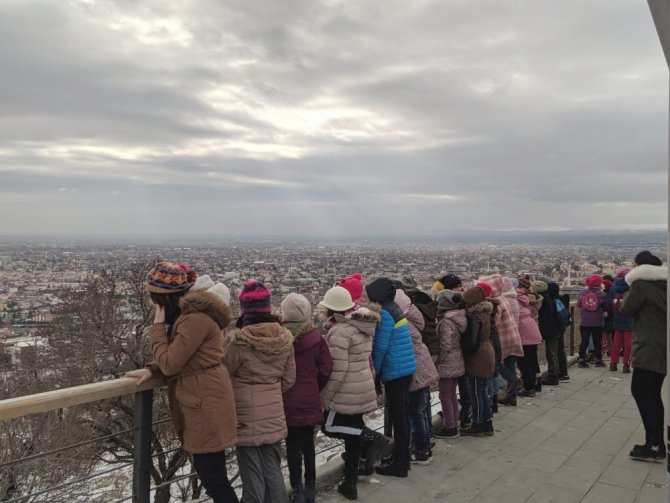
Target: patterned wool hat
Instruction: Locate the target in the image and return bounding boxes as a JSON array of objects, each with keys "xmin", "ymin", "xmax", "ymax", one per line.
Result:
[
  {"xmin": 437, "ymin": 289, "xmax": 463, "ymax": 311},
  {"xmin": 144, "ymin": 262, "xmax": 197, "ymax": 294},
  {"xmin": 531, "ymin": 280, "xmax": 548, "ymax": 294},
  {"xmin": 337, "ymin": 273, "xmax": 364, "ymax": 302},
  {"xmin": 518, "ymin": 276, "xmax": 532, "ymax": 292},
  {"xmin": 239, "ymin": 280, "xmax": 272, "ymax": 314}
]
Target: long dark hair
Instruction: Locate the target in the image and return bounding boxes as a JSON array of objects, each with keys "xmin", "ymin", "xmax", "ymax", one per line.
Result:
[
  {"xmin": 236, "ymin": 312, "xmax": 281, "ymax": 328},
  {"xmin": 150, "ymin": 291, "xmax": 188, "ymax": 328}
]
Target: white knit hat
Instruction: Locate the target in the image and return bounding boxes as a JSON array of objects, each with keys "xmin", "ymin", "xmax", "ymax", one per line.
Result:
[
  {"xmin": 318, "ymin": 286, "xmax": 355, "ymax": 312},
  {"xmin": 207, "ymin": 283, "xmax": 231, "ymax": 306},
  {"xmin": 281, "ymin": 293, "xmax": 312, "ymax": 322}
]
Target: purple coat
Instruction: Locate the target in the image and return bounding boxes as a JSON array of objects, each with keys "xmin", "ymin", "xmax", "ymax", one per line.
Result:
[
  {"xmin": 282, "ymin": 325, "xmax": 333, "ymax": 427},
  {"xmin": 578, "ymin": 287, "xmax": 608, "ymax": 327}
]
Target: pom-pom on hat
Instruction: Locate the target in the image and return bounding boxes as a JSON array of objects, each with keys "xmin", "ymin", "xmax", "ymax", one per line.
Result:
[
  {"xmin": 585, "ymin": 274, "xmax": 602, "ymax": 288},
  {"xmin": 144, "ymin": 262, "xmax": 197, "ymax": 294},
  {"xmin": 440, "ymin": 274, "xmax": 462, "ymax": 290},
  {"xmin": 337, "ymin": 273, "xmax": 364, "ymax": 302},
  {"xmin": 475, "ymin": 282, "xmax": 493, "ymax": 298},
  {"xmin": 281, "ymin": 293, "xmax": 312, "ymax": 323},
  {"xmin": 239, "ymin": 280, "xmax": 272, "ymax": 315},
  {"xmin": 437, "ymin": 289, "xmax": 463, "ymax": 311}
]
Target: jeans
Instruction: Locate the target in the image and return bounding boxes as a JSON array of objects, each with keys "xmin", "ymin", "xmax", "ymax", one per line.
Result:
[
  {"xmin": 438, "ymin": 378, "xmax": 459, "ymax": 429},
  {"xmin": 192, "ymin": 451, "xmax": 239, "ymax": 503},
  {"xmin": 236, "ymin": 443, "xmax": 287, "ymax": 503},
  {"xmin": 631, "ymin": 368, "xmax": 665, "ymax": 446},
  {"xmin": 518, "ymin": 344, "xmax": 539, "ymax": 390},
  {"xmin": 385, "ymin": 376, "xmax": 411, "ymax": 468},
  {"xmin": 579, "ymin": 326, "xmax": 603, "ymax": 361},
  {"xmin": 611, "ymin": 330, "xmax": 632, "ymax": 365},
  {"xmin": 466, "ymin": 375, "xmax": 491, "ymax": 424},
  {"xmin": 408, "ymin": 387, "xmax": 430, "ymax": 451},
  {"xmin": 497, "ymin": 356, "xmax": 518, "ymax": 398},
  {"xmin": 557, "ymin": 332, "xmax": 568, "ymax": 377},
  {"xmin": 286, "ymin": 425, "xmax": 316, "ymax": 489},
  {"xmin": 544, "ymin": 338, "xmax": 559, "ymax": 378}
]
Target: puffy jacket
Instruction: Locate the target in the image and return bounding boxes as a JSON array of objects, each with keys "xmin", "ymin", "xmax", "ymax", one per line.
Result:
[
  {"xmin": 371, "ymin": 303, "xmax": 417, "ymax": 382},
  {"xmin": 620, "ymin": 265, "xmax": 667, "ymax": 375},
  {"xmin": 435, "ymin": 309, "xmax": 466, "ymax": 379},
  {"xmin": 148, "ymin": 289, "xmax": 237, "ymax": 454},
  {"xmin": 282, "ymin": 323, "xmax": 333, "ymax": 427},
  {"xmin": 578, "ymin": 287, "xmax": 608, "ymax": 327},
  {"xmin": 538, "ymin": 292, "xmax": 560, "ymax": 340},
  {"xmin": 610, "ymin": 279, "xmax": 634, "ymax": 332},
  {"xmin": 223, "ymin": 322, "xmax": 296, "ymax": 447},
  {"xmin": 321, "ymin": 307, "xmax": 380, "ymax": 414},
  {"xmin": 395, "ymin": 290, "xmax": 438, "ymax": 392},
  {"xmin": 463, "ymin": 287, "xmax": 496, "ymax": 379},
  {"xmin": 516, "ymin": 290, "xmax": 543, "ymax": 346}
]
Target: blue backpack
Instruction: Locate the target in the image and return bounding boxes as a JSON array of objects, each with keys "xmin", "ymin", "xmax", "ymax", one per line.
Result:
[{"xmin": 554, "ymin": 298, "xmax": 570, "ymax": 332}]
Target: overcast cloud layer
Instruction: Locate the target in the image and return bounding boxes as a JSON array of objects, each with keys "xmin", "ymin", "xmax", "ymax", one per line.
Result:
[{"xmin": 0, "ymin": 0, "xmax": 667, "ymax": 238}]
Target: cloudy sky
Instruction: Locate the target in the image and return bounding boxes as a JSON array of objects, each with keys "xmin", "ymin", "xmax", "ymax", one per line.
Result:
[{"xmin": 0, "ymin": 0, "xmax": 667, "ymax": 239}]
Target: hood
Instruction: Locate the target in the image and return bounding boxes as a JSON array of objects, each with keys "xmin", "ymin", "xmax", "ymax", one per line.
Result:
[
  {"xmin": 285, "ymin": 323, "xmax": 323, "ymax": 354},
  {"xmin": 230, "ymin": 322, "xmax": 293, "ymax": 357},
  {"xmin": 180, "ymin": 289, "xmax": 232, "ymax": 329},
  {"xmin": 625, "ymin": 264, "xmax": 668, "ymax": 285},
  {"xmin": 404, "ymin": 303, "xmax": 425, "ymax": 332},
  {"xmin": 479, "ymin": 274, "xmax": 505, "ymax": 297},
  {"xmin": 444, "ymin": 308, "xmax": 467, "ymax": 332},
  {"xmin": 516, "ymin": 289, "xmax": 529, "ymax": 307},
  {"xmin": 334, "ymin": 305, "xmax": 381, "ymax": 338},
  {"xmin": 394, "ymin": 289, "xmax": 412, "ymax": 312},
  {"xmin": 612, "ymin": 278, "xmax": 630, "ymax": 295},
  {"xmin": 547, "ymin": 282, "xmax": 560, "ymax": 299},
  {"xmin": 466, "ymin": 300, "xmax": 493, "ymax": 316},
  {"xmin": 502, "ymin": 288, "xmax": 517, "ymax": 299}
]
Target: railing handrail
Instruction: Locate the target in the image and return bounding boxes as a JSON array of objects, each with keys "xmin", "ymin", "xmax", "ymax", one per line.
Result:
[{"xmin": 0, "ymin": 377, "xmax": 166, "ymax": 421}]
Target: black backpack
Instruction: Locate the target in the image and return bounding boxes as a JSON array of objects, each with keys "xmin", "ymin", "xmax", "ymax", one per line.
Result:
[{"xmin": 461, "ymin": 314, "xmax": 482, "ymax": 356}]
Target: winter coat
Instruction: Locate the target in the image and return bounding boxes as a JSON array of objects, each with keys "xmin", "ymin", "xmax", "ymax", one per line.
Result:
[
  {"xmin": 395, "ymin": 290, "xmax": 438, "ymax": 392},
  {"xmin": 620, "ymin": 265, "xmax": 668, "ymax": 375},
  {"xmin": 223, "ymin": 322, "xmax": 296, "ymax": 447},
  {"xmin": 282, "ymin": 323, "xmax": 333, "ymax": 427},
  {"xmin": 528, "ymin": 293, "xmax": 542, "ymax": 322},
  {"xmin": 610, "ymin": 279, "xmax": 634, "ymax": 332},
  {"xmin": 516, "ymin": 290, "xmax": 543, "ymax": 346},
  {"xmin": 464, "ymin": 300, "xmax": 496, "ymax": 379},
  {"xmin": 480, "ymin": 275, "xmax": 524, "ymax": 359},
  {"xmin": 148, "ymin": 290, "xmax": 237, "ymax": 454},
  {"xmin": 538, "ymin": 293, "xmax": 560, "ymax": 340},
  {"xmin": 577, "ymin": 287, "xmax": 608, "ymax": 327},
  {"xmin": 402, "ymin": 286, "xmax": 440, "ymax": 356},
  {"xmin": 371, "ymin": 303, "xmax": 417, "ymax": 382},
  {"xmin": 321, "ymin": 307, "xmax": 380, "ymax": 414},
  {"xmin": 436, "ymin": 309, "xmax": 467, "ymax": 379},
  {"xmin": 502, "ymin": 286, "xmax": 520, "ymax": 325}
]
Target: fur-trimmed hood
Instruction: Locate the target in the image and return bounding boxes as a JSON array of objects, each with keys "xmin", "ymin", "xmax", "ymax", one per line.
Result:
[
  {"xmin": 333, "ymin": 304, "xmax": 381, "ymax": 338},
  {"xmin": 180, "ymin": 289, "xmax": 232, "ymax": 329},
  {"xmin": 228, "ymin": 322, "xmax": 293, "ymax": 358},
  {"xmin": 283, "ymin": 322, "xmax": 324, "ymax": 355},
  {"xmin": 467, "ymin": 300, "xmax": 493, "ymax": 315},
  {"xmin": 625, "ymin": 264, "xmax": 668, "ymax": 285}
]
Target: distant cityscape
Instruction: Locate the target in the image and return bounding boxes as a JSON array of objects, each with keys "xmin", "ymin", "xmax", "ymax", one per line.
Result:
[{"xmin": 1, "ymin": 232, "xmax": 666, "ymax": 367}]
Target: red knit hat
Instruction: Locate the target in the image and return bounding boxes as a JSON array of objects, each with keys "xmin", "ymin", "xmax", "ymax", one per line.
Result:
[
  {"xmin": 238, "ymin": 280, "xmax": 272, "ymax": 314},
  {"xmin": 144, "ymin": 262, "xmax": 197, "ymax": 294},
  {"xmin": 337, "ymin": 273, "xmax": 364, "ymax": 302},
  {"xmin": 585, "ymin": 274, "xmax": 603, "ymax": 288},
  {"xmin": 475, "ymin": 282, "xmax": 493, "ymax": 298}
]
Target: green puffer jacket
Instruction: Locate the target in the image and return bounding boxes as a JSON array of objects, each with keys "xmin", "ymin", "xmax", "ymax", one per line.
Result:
[{"xmin": 620, "ymin": 264, "xmax": 667, "ymax": 375}]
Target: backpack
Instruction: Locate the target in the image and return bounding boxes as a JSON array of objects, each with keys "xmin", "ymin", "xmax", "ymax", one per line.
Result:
[
  {"xmin": 612, "ymin": 293, "xmax": 624, "ymax": 313},
  {"xmin": 581, "ymin": 291, "xmax": 600, "ymax": 312},
  {"xmin": 404, "ymin": 289, "xmax": 439, "ymax": 356},
  {"xmin": 461, "ymin": 314, "xmax": 482, "ymax": 356},
  {"xmin": 554, "ymin": 298, "xmax": 570, "ymax": 332}
]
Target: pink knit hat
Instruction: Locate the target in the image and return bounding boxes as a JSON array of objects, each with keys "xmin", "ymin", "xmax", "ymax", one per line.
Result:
[
  {"xmin": 337, "ymin": 273, "xmax": 364, "ymax": 302},
  {"xmin": 615, "ymin": 267, "xmax": 631, "ymax": 278},
  {"xmin": 585, "ymin": 274, "xmax": 603, "ymax": 288},
  {"xmin": 238, "ymin": 280, "xmax": 272, "ymax": 314}
]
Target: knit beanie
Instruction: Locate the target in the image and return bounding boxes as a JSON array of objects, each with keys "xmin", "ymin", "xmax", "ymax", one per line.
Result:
[
  {"xmin": 337, "ymin": 273, "xmax": 364, "ymax": 302},
  {"xmin": 365, "ymin": 277, "xmax": 397, "ymax": 305},
  {"xmin": 615, "ymin": 266, "xmax": 631, "ymax": 278},
  {"xmin": 531, "ymin": 280, "xmax": 548, "ymax": 294},
  {"xmin": 399, "ymin": 275, "xmax": 417, "ymax": 289},
  {"xmin": 281, "ymin": 293, "xmax": 312, "ymax": 323},
  {"xmin": 191, "ymin": 274, "xmax": 232, "ymax": 305},
  {"xmin": 437, "ymin": 289, "xmax": 463, "ymax": 311},
  {"xmin": 144, "ymin": 262, "xmax": 197, "ymax": 294},
  {"xmin": 238, "ymin": 280, "xmax": 272, "ymax": 314},
  {"xmin": 463, "ymin": 286, "xmax": 485, "ymax": 308},
  {"xmin": 475, "ymin": 282, "xmax": 493, "ymax": 298},
  {"xmin": 440, "ymin": 274, "xmax": 462, "ymax": 290},
  {"xmin": 518, "ymin": 276, "xmax": 531, "ymax": 292},
  {"xmin": 585, "ymin": 274, "xmax": 602, "ymax": 289}
]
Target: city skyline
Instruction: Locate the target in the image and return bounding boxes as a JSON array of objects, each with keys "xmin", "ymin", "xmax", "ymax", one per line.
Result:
[{"xmin": 0, "ymin": 1, "xmax": 667, "ymax": 237}]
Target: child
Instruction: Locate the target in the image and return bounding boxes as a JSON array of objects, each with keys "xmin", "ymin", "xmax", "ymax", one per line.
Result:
[
  {"xmin": 281, "ymin": 293, "xmax": 333, "ymax": 503},
  {"xmin": 577, "ymin": 275, "xmax": 608, "ymax": 368},
  {"xmin": 610, "ymin": 268, "xmax": 633, "ymax": 373}
]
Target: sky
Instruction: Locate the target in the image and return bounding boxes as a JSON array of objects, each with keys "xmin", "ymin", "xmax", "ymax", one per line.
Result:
[{"xmin": 0, "ymin": 0, "xmax": 667, "ymax": 239}]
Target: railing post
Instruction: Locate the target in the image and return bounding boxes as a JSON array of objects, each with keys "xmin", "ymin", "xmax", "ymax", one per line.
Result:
[
  {"xmin": 569, "ymin": 306, "xmax": 575, "ymax": 356},
  {"xmin": 133, "ymin": 389, "xmax": 153, "ymax": 503}
]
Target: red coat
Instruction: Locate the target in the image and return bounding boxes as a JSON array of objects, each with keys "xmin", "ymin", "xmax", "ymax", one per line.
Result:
[{"xmin": 282, "ymin": 325, "xmax": 333, "ymax": 427}]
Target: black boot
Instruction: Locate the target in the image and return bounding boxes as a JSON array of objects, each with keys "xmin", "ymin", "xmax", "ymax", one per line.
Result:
[
  {"xmin": 339, "ymin": 447, "xmax": 359, "ymax": 500},
  {"xmin": 337, "ymin": 479, "xmax": 357, "ymax": 500},
  {"xmin": 534, "ymin": 377, "xmax": 542, "ymax": 392}
]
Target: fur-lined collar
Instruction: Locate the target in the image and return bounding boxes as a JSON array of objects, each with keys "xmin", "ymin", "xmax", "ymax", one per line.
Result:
[
  {"xmin": 229, "ymin": 322, "xmax": 293, "ymax": 355},
  {"xmin": 625, "ymin": 264, "xmax": 668, "ymax": 285},
  {"xmin": 283, "ymin": 321, "xmax": 315, "ymax": 339},
  {"xmin": 180, "ymin": 289, "xmax": 232, "ymax": 329},
  {"xmin": 467, "ymin": 300, "xmax": 493, "ymax": 315}
]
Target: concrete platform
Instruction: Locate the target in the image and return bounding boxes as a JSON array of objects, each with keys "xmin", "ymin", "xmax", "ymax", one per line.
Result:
[{"xmin": 318, "ymin": 365, "xmax": 667, "ymax": 502}]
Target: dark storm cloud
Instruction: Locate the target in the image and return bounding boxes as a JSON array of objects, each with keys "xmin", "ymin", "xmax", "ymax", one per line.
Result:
[{"xmin": 0, "ymin": 0, "xmax": 666, "ymax": 236}]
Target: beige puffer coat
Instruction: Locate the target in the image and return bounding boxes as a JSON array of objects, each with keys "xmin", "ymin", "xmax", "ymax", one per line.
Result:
[
  {"xmin": 148, "ymin": 290, "xmax": 237, "ymax": 454},
  {"xmin": 223, "ymin": 322, "xmax": 296, "ymax": 447},
  {"xmin": 321, "ymin": 307, "xmax": 379, "ymax": 415}
]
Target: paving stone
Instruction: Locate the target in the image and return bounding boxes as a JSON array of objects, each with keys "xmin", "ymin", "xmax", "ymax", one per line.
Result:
[{"xmin": 581, "ymin": 482, "xmax": 638, "ymax": 503}]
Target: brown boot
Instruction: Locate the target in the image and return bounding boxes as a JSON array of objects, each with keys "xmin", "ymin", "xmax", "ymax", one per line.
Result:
[
  {"xmin": 622, "ymin": 364, "xmax": 630, "ymax": 374},
  {"xmin": 610, "ymin": 363, "xmax": 617, "ymax": 372}
]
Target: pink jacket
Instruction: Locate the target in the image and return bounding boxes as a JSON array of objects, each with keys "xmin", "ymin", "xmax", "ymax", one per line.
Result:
[
  {"xmin": 516, "ymin": 290, "xmax": 543, "ymax": 346},
  {"xmin": 436, "ymin": 309, "xmax": 466, "ymax": 379},
  {"xmin": 480, "ymin": 275, "xmax": 524, "ymax": 359}
]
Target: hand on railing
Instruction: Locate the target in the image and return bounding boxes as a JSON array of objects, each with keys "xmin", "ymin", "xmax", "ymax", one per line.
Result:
[{"xmin": 126, "ymin": 369, "xmax": 153, "ymax": 386}]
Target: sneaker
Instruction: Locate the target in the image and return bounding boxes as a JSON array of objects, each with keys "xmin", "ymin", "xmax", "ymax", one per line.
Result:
[
  {"xmin": 610, "ymin": 362, "xmax": 618, "ymax": 372},
  {"xmin": 482, "ymin": 420, "xmax": 494, "ymax": 437},
  {"xmin": 375, "ymin": 462, "xmax": 408, "ymax": 477},
  {"xmin": 541, "ymin": 376, "xmax": 559, "ymax": 386},
  {"xmin": 595, "ymin": 360, "xmax": 606, "ymax": 368},
  {"xmin": 460, "ymin": 423, "xmax": 485, "ymax": 437},
  {"xmin": 497, "ymin": 396, "xmax": 517, "ymax": 406},
  {"xmin": 434, "ymin": 425, "xmax": 459, "ymax": 438},
  {"xmin": 337, "ymin": 481, "xmax": 358, "ymax": 500},
  {"xmin": 578, "ymin": 359, "xmax": 589, "ymax": 368},
  {"xmin": 623, "ymin": 364, "xmax": 630, "ymax": 374},
  {"xmin": 558, "ymin": 374, "xmax": 570, "ymax": 381},
  {"xmin": 630, "ymin": 444, "xmax": 666, "ymax": 461},
  {"xmin": 517, "ymin": 388, "xmax": 536, "ymax": 397},
  {"xmin": 410, "ymin": 451, "xmax": 431, "ymax": 466}
]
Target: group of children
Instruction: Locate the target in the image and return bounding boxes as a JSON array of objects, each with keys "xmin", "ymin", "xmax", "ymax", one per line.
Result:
[{"xmin": 126, "ymin": 263, "xmax": 580, "ymax": 503}]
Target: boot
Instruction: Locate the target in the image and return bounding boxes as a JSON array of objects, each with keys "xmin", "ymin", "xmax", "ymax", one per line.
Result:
[
  {"xmin": 362, "ymin": 429, "xmax": 394, "ymax": 474},
  {"xmin": 460, "ymin": 422, "xmax": 485, "ymax": 437},
  {"xmin": 339, "ymin": 448, "xmax": 359, "ymax": 500},
  {"xmin": 304, "ymin": 481, "xmax": 316, "ymax": 503},
  {"xmin": 610, "ymin": 362, "xmax": 618, "ymax": 372},
  {"xmin": 337, "ymin": 480, "xmax": 357, "ymax": 500},
  {"xmin": 482, "ymin": 420, "xmax": 494, "ymax": 436},
  {"xmin": 289, "ymin": 484, "xmax": 306, "ymax": 503},
  {"xmin": 458, "ymin": 408, "xmax": 472, "ymax": 429},
  {"xmin": 534, "ymin": 377, "xmax": 542, "ymax": 392},
  {"xmin": 623, "ymin": 364, "xmax": 630, "ymax": 374},
  {"xmin": 541, "ymin": 375, "xmax": 559, "ymax": 386},
  {"xmin": 375, "ymin": 461, "xmax": 408, "ymax": 477}
]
